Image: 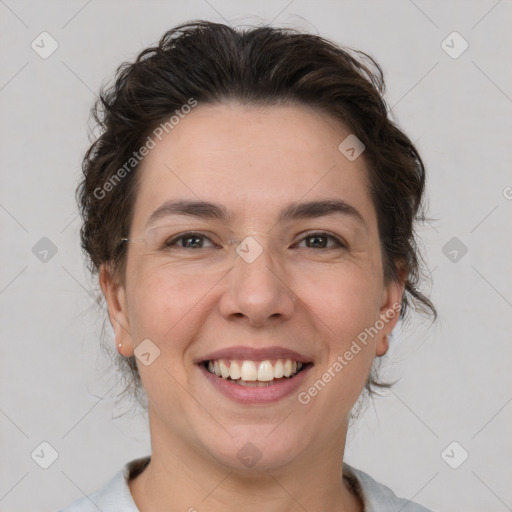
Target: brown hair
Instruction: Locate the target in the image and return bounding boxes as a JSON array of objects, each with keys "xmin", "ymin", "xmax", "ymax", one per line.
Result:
[{"xmin": 78, "ymin": 21, "xmax": 435, "ymax": 406}]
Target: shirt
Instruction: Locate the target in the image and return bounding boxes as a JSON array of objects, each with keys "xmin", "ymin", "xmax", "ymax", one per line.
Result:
[{"xmin": 59, "ymin": 456, "xmax": 433, "ymax": 512}]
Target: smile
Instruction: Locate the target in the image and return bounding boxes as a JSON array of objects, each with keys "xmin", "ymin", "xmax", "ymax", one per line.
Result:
[
  {"xmin": 196, "ymin": 345, "xmax": 313, "ymax": 403},
  {"xmin": 204, "ymin": 358, "xmax": 307, "ymax": 386}
]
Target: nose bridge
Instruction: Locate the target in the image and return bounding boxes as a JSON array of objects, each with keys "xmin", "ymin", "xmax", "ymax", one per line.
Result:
[{"xmin": 220, "ymin": 235, "xmax": 295, "ymax": 324}]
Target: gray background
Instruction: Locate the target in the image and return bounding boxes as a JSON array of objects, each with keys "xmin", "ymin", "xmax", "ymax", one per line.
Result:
[{"xmin": 1, "ymin": 1, "xmax": 511, "ymax": 511}]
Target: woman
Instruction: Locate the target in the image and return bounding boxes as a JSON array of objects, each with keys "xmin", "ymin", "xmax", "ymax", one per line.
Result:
[{"xmin": 61, "ymin": 21, "xmax": 435, "ymax": 512}]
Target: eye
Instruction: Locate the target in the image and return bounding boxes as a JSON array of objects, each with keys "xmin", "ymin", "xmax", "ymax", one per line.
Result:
[
  {"xmin": 165, "ymin": 232, "xmax": 218, "ymax": 249},
  {"xmin": 296, "ymin": 232, "xmax": 347, "ymax": 250}
]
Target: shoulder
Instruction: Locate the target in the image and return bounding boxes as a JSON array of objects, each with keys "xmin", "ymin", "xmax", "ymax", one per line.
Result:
[
  {"xmin": 344, "ymin": 464, "xmax": 434, "ymax": 512},
  {"xmin": 58, "ymin": 456, "xmax": 150, "ymax": 512}
]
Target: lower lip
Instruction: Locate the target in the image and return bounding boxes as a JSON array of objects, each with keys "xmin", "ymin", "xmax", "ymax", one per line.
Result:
[{"xmin": 198, "ymin": 364, "xmax": 312, "ymax": 404}]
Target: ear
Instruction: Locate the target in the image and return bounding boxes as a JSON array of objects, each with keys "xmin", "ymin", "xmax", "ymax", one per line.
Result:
[
  {"xmin": 99, "ymin": 264, "xmax": 134, "ymax": 357},
  {"xmin": 375, "ymin": 267, "xmax": 406, "ymax": 357}
]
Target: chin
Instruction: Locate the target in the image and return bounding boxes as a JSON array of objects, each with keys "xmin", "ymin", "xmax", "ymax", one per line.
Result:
[{"xmin": 199, "ymin": 426, "xmax": 305, "ymax": 473}]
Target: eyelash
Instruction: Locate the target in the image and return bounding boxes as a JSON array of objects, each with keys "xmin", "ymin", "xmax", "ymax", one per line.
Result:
[{"xmin": 164, "ymin": 231, "xmax": 347, "ymax": 250}]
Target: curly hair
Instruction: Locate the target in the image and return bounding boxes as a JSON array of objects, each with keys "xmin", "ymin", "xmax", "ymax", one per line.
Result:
[{"xmin": 78, "ymin": 21, "xmax": 436, "ymax": 407}]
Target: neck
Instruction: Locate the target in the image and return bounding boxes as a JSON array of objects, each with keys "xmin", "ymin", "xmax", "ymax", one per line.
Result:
[{"xmin": 129, "ymin": 411, "xmax": 362, "ymax": 512}]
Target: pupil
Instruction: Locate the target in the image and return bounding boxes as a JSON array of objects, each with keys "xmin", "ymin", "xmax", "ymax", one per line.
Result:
[
  {"xmin": 307, "ymin": 236, "xmax": 327, "ymax": 248},
  {"xmin": 185, "ymin": 235, "xmax": 202, "ymax": 248}
]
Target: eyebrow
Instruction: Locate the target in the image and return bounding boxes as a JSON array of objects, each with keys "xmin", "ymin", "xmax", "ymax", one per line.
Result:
[
  {"xmin": 146, "ymin": 198, "xmax": 365, "ymax": 227},
  {"xmin": 146, "ymin": 199, "xmax": 230, "ymax": 227}
]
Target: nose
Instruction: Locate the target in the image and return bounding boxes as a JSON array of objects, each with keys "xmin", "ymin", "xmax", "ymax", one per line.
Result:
[{"xmin": 218, "ymin": 239, "xmax": 296, "ymax": 327}]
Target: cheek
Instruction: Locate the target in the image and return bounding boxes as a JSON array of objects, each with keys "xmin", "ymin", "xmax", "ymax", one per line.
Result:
[
  {"xmin": 125, "ymin": 269, "xmax": 207, "ymax": 406},
  {"xmin": 295, "ymin": 265, "xmax": 382, "ymax": 399},
  {"xmin": 126, "ymin": 264, "xmax": 210, "ymax": 352},
  {"xmin": 297, "ymin": 263, "xmax": 382, "ymax": 337}
]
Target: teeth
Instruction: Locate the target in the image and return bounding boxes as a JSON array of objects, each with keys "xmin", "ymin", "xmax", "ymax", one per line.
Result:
[
  {"xmin": 257, "ymin": 360, "xmax": 274, "ymax": 382},
  {"xmin": 283, "ymin": 359, "xmax": 292, "ymax": 377},
  {"xmin": 240, "ymin": 361, "xmax": 258, "ymax": 381},
  {"xmin": 274, "ymin": 360, "xmax": 284, "ymax": 378},
  {"xmin": 205, "ymin": 358, "xmax": 305, "ymax": 382},
  {"xmin": 237, "ymin": 380, "xmax": 271, "ymax": 387},
  {"xmin": 219, "ymin": 360, "xmax": 230, "ymax": 379},
  {"xmin": 229, "ymin": 361, "xmax": 241, "ymax": 380}
]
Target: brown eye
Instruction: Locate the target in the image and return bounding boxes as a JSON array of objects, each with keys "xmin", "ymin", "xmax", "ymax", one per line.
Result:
[
  {"xmin": 305, "ymin": 235, "xmax": 328, "ymax": 248},
  {"xmin": 181, "ymin": 234, "xmax": 205, "ymax": 248},
  {"xmin": 297, "ymin": 232, "xmax": 346, "ymax": 250},
  {"xmin": 165, "ymin": 232, "xmax": 216, "ymax": 249}
]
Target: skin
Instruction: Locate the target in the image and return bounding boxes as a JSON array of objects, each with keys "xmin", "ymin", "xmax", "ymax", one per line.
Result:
[{"xmin": 100, "ymin": 103, "xmax": 404, "ymax": 512}]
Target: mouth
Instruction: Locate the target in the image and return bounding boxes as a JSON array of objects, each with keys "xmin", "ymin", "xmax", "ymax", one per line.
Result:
[
  {"xmin": 202, "ymin": 358, "xmax": 311, "ymax": 387},
  {"xmin": 196, "ymin": 346, "xmax": 313, "ymax": 403}
]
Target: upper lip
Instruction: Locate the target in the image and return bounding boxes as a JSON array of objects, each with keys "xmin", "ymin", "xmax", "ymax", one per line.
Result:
[{"xmin": 196, "ymin": 346, "xmax": 312, "ymax": 364}]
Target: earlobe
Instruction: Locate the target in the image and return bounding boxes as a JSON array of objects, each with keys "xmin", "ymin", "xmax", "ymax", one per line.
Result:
[
  {"xmin": 375, "ymin": 296, "xmax": 399, "ymax": 357},
  {"xmin": 375, "ymin": 271, "xmax": 406, "ymax": 357},
  {"xmin": 99, "ymin": 265, "xmax": 135, "ymax": 357},
  {"xmin": 375, "ymin": 334, "xmax": 389, "ymax": 357},
  {"xmin": 111, "ymin": 315, "xmax": 134, "ymax": 357}
]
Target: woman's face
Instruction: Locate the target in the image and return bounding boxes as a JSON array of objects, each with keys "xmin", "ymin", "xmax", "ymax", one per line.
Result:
[{"xmin": 103, "ymin": 103, "xmax": 403, "ymax": 471}]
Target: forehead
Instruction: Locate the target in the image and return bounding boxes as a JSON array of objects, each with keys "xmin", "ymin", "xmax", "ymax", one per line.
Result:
[{"xmin": 132, "ymin": 103, "xmax": 376, "ymax": 230}]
